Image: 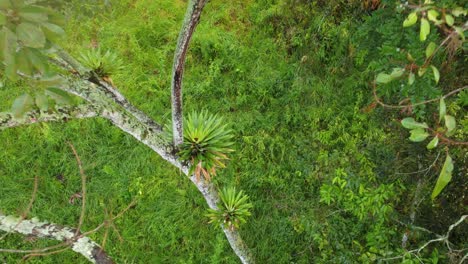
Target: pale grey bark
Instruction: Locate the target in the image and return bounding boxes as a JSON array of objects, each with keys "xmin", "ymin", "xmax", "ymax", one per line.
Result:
[
  {"xmin": 171, "ymin": 0, "xmax": 209, "ymax": 146},
  {"xmin": 0, "ymin": 213, "xmax": 113, "ymax": 264},
  {"xmin": 0, "ymin": 105, "xmax": 98, "ymax": 130}
]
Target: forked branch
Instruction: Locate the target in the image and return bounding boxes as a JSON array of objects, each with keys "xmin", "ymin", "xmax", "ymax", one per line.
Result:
[{"xmin": 171, "ymin": 0, "xmax": 209, "ymax": 146}]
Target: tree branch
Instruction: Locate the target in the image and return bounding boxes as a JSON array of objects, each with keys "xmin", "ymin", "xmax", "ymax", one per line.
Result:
[
  {"xmin": 51, "ymin": 53, "xmax": 163, "ymax": 132},
  {"xmin": 0, "ymin": 213, "xmax": 114, "ymax": 264},
  {"xmin": 171, "ymin": 0, "xmax": 209, "ymax": 146},
  {"xmin": 0, "ymin": 104, "xmax": 99, "ymax": 130}
]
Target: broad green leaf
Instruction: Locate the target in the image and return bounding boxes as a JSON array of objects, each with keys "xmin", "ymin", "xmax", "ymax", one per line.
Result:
[
  {"xmin": 430, "ymin": 65, "xmax": 440, "ymax": 84},
  {"xmin": 408, "ymin": 72, "xmax": 415, "ymax": 85},
  {"xmin": 425, "ymin": 42, "xmax": 437, "ymax": 58},
  {"xmin": 401, "ymin": 117, "xmax": 428, "ymax": 129},
  {"xmin": 0, "ymin": 0, "xmax": 12, "ymax": 9},
  {"xmin": 11, "ymin": 0, "xmax": 25, "ymax": 9},
  {"xmin": 427, "ymin": 10, "xmax": 439, "ymax": 22},
  {"xmin": 409, "ymin": 128, "xmax": 429, "ymax": 142},
  {"xmin": 439, "ymin": 98, "xmax": 446, "ymax": 122},
  {"xmin": 420, "ymin": 18, "xmax": 430, "ymax": 41},
  {"xmin": 16, "ymin": 48, "xmax": 32, "ymax": 76},
  {"xmin": 376, "ymin": 73, "xmax": 392, "ymax": 84},
  {"xmin": 390, "ymin": 68, "xmax": 405, "ymax": 79},
  {"xmin": 2, "ymin": 28, "xmax": 18, "ymax": 81},
  {"xmin": 35, "ymin": 93, "xmax": 49, "ymax": 111},
  {"xmin": 41, "ymin": 22, "xmax": 65, "ymax": 42},
  {"xmin": 418, "ymin": 67, "xmax": 427, "ymax": 77},
  {"xmin": 16, "ymin": 22, "xmax": 46, "ymax": 48},
  {"xmin": 407, "ymin": 53, "xmax": 414, "ymax": 62},
  {"xmin": 431, "ymin": 154, "xmax": 453, "ymax": 199},
  {"xmin": 18, "ymin": 6, "xmax": 49, "ymax": 23},
  {"xmin": 444, "ymin": 115, "xmax": 456, "ymax": 132},
  {"xmin": 452, "ymin": 7, "xmax": 467, "ymax": 17},
  {"xmin": 403, "ymin": 12, "xmax": 418, "ymax": 27},
  {"xmin": 11, "ymin": 93, "xmax": 34, "ymax": 118},
  {"xmin": 445, "ymin": 14, "xmax": 454, "ymax": 26},
  {"xmin": 0, "ymin": 13, "xmax": 6, "ymax": 25},
  {"xmin": 45, "ymin": 87, "xmax": 72, "ymax": 104},
  {"xmin": 426, "ymin": 136, "xmax": 439, "ymax": 149},
  {"xmin": 26, "ymin": 48, "xmax": 47, "ymax": 73},
  {"xmin": 454, "ymin": 26, "xmax": 465, "ymax": 41}
]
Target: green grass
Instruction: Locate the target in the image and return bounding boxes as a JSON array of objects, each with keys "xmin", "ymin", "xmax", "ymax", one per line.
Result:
[{"xmin": 1, "ymin": 0, "xmax": 466, "ymax": 263}]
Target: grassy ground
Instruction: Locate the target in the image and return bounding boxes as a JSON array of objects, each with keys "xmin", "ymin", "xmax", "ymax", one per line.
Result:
[{"xmin": 1, "ymin": 0, "xmax": 466, "ymax": 263}]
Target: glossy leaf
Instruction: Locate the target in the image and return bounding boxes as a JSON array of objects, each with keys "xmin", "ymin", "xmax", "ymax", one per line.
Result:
[
  {"xmin": 376, "ymin": 73, "xmax": 392, "ymax": 84},
  {"xmin": 445, "ymin": 14, "xmax": 454, "ymax": 26},
  {"xmin": 403, "ymin": 12, "xmax": 418, "ymax": 27},
  {"xmin": 439, "ymin": 98, "xmax": 446, "ymax": 122},
  {"xmin": 454, "ymin": 26, "xmax": 465, "ymax": 41},
  {"xmin": 16, "ymin": 22, "xmax": 46, "ymax": 48},
  {"xmin": 2, "ymin": 28, "xmax": 18, "ymax": 81},
  {"xmin": 390, "ymin": 68, "xmax": 404, "ymax": 79},
  {"xmin": 401, "ymin": 117, "xmax": 428, "ymax": 129},
  {"xmin": 430, "ymin": 65, "xmax": 439, "ymax": 84},
  {"xmin": 41, "ymin": 22, "xmax": 65, "ymax": 42},
  {"xmin": 0, "ymin": 0, "xmax": 12, "ymax": 9},
  {"xmin": 418, "ymin": 67, "xmax": 427, "ymax": 77},
  {"xmin": 11, "ymin": 93, "xmax": 34, "ymax": 118},
  {"xmin": 408, "ymin": 72, "xmax": 415, "ymax": 85},
  {"xmin": 452, "ymin": 7, "xmax": 467, "ymax": 17},
  {"xmin": 35, "ymin": 93, "xmax": 49, "ymax": 111},
  {"xmin": 420, "ymin": 18, "xmax": 430, "ymax": 41},
  {"xmin": 0, "ymin": 13, "xmax": 6, "ymax": 25},
  {"xmin": 426, "ymin": 136, "xmax": 439, "ymax": 150},
  {"xmin": 425, "ymin": 42, "xmax": 436, "ymax": 58},
  {"xmin": 409, "ymin": 128, "xmax": 429, "ymax": 142},
  {"xmin": 16, "ymin": 48, "xmax": 33, "ymax": 76},
  {"xmin": 18, "ymin": 6, "xmax": 49, "ymax": 23},
  {"xmin": 431, "ymin": 154, "xmax": 453, "ymax": 199},
  {"xmin": 427, "ymin": 9, "xmax": 439, "ymax": 22},
  {"xmin": 444, "ymin": 115, "xmax": 456, "ymax": 132}
]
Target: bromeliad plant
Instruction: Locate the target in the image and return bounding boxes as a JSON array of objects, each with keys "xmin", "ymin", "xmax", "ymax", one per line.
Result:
[
  {"xmin": 178, "ymin": 110, "xmax": 234, "ymax": 181},
  {"xmin": 78, "ymin": 48, "xmax": 124, "ymax": 79},
  {"xmin": 206, "ymin": 187, "xmax": 252, "ymax": 230}
]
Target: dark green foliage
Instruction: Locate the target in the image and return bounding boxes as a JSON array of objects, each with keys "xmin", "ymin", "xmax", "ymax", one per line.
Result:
[
  {"xmin": 0, "ymin": 0, "xmax": 65, "ymax": 80},
  {"xmin": 177, "ymin": 111, "xmax": 234, "ymax": 181},
  {"xmin": 78, "ymin": 48, "xmax": 124, "ymax": 77},
  {"xmin": 206, "ymin": 187, "xmax": 252, "ymax": 229},
  {"xmin": 0, "ymin": 0, "xmax": 466, "ymax": 263}
]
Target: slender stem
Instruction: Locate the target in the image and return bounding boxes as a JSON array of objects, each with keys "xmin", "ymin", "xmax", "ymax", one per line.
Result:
[
  {"xmin": 372, "ymin": 83, "xmax": 467, "ymax": 109},
  {"xmin": 68, "ymin": 142, "xmax": 87, "ymax": 236},
  {"xmin": 171, "ymin": 0, "xmax": 209, "ymax": 146}
]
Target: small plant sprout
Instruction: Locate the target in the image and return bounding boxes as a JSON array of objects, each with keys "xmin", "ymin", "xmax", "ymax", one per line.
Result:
[
  {"xmin": 206, "ymin": 187, "xmax": 253, "ymax": 230},
  {"xmin": 178, "ymin": 110, "xmax": 234, "ymax": 181},
  {"xmin": 78, "ymin": 48, "xmax": 124, "ymax": 80}
]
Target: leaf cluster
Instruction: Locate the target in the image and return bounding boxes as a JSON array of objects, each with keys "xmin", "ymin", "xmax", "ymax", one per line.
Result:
[
  {"xmin": 78, "ymin": 48, "xmax": 124, "ymax": 78},
  {"xmin": 206, "ymin": 187, "xmax": 252, "ymax": 230},
  {"xmin": 177, "ymin": 111, "xmax": 234, "ymax": 181},
  {"xmin": 0, "ymin": 0, "xmax": 65, "ymax": 80}
]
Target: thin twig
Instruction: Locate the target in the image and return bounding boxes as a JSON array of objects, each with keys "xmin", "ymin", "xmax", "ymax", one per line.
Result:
[
  {"xmin": 381, "ymin": 215, "xmax": 467, "ymax": 262},
  {"xmin": 68, "ymin": 142, "xmax": 87, "ymax": 236},
  {"xmin": 373, "ymin": 83, "xmax": 467, "ymax": 110}
]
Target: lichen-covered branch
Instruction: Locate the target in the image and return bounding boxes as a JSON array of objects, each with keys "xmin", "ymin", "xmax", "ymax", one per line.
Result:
[
  {"xmin": 171, "ymin": 0, "xmax": 209, "ymax": 146},
  {"xmin": 52, "ymin": 53, "xmax": 163, "ymax": 132},
  {"xmin": 0, "ymin": 213, "xmax": 114, "ymax": 264},
  {"xmin": 0, "ymin": 104, "xmax": 99, "ymax": 130}
]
